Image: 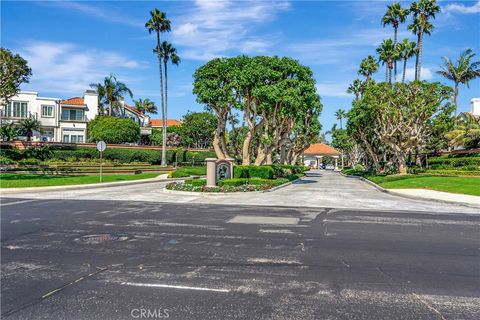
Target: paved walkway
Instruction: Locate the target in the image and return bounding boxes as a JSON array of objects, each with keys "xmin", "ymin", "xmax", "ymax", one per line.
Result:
[{"xmin": 2, "ymin": 170, "xmax": 478, "ymax": 213}]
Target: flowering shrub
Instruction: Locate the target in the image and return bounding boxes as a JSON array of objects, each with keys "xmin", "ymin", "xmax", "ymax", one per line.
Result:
[{"xmin": 166, "ymin": 182, "xmax": 272, "ymax": 193}]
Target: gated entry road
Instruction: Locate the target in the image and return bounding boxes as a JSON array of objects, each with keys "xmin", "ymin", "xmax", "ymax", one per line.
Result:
[
  {"xmin": 1, "ymin": 198, "xmax": 479, "ymax": 319},
  {"xmin": 2, "ymin": 170, "xmax": 478, "ymax": 213}
]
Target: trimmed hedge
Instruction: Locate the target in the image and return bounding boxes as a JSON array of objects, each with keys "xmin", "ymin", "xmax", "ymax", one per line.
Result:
[
  {"xmin": 428, "ymin": 157, "xmax": 480, "ymax": 168},
  {"xmin": 0, "ymin": 145, "xmax": 216, "ymax": 165},
  {"xmin": 184, "ymin": 178, "xmax": 207, "ymax": 186},
  {"xmin": 170, "ymin": 166, "xmax": 206, "ymax": 178},
  {"xmin": 233, "ymin": 164, "xmax": 306, "ymax": 179}
]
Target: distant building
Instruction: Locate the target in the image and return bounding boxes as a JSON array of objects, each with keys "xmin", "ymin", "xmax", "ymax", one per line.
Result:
[
  {"xmin": 1, "ymin": 90, "xmax": 153, "ymax": 142},
  {"xmin": 1, "ymin": 90, "xmax": 98, "ymax": 143},
  {"xmin": 150, "ymin": 119, "xmax": 182, "ymax": 128},
  {"xmin": 459, "ymin": 98, "xmax": 480, "ymax": 121},
  {"xmin": 303, "ymin": 143, "xmax": 342, "ymax": 170}
]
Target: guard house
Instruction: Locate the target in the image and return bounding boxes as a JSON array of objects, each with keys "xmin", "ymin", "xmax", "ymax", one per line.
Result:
[{"xmin": 303, "ymin": 143, "xmax": 342, "ymax": 170}]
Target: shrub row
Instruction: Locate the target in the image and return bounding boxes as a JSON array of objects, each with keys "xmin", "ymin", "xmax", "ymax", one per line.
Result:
[
  {"xmin": 170, "ymin": 166, "xmax": 207, "ymax": 178},
  {"xmin": 233, "ymin": 164, "xmax": 307, "ymax": 179},
  {"xmin": 166, "ymin": 182, "xmax": 271, "ymax": 193},
  {"xmin": 427, "ymin": 157, "xmax": 480, "ymax": 168},
  {"xmin": 0, "ymin": 146, "xmax": 215, "ymax": 165}
]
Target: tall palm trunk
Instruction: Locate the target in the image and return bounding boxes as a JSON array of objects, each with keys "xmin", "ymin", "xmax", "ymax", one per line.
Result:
[
  {"xmin": 393, "ymin": 23, "xmax": 398, "ymax": 83},
  {"xmin": 156, "ymin": 32, "xmax": 166, "ymax": 166},
  {"xmin": 402, "ymin": 57, "xmax": 407, "ymax": 83},
  {"xmin": 163, "ymin": 59, "xmax": 169, "ymax": 162},
  {"xmin": 454, "ymin": 82, "xmax": 459, "ymax": 117},
  {"xmin": 385, "ymin": 65, "xmax": 389, "ymax": 82},
  {"xmin": 415, "ymin": 31, "xmax": 423, "ymax": 81},
  {"xmin": 109, "ymin": 99, "xmax": 113, "ymax": 116}
]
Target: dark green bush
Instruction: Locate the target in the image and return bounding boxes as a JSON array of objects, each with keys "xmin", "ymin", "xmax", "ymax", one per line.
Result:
[
  {"xmin": 233, "ymin": 165, "xmax": 275, "ymax": 179},
  {"xmin": 88, "ymin": 116, "xmax": 140, "ymax": 144},
  {"xmin": 184, "ymin": 178, "xmax": 207, "ymax": 186},
  {"xmin": 170, "ymin": 166, "xmax": 207, "ymax": 178},
  {"xmin": 428, "ymin": 157, "xmax": 480, "ymax": 168}
]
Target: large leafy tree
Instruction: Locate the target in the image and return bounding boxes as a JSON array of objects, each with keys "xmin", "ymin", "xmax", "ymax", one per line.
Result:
[
  {"xmin": 88, "ymin": 116, "xmax": 140, "ymax": 144},
  {"xmin": 359, "ymin": 82, "xmax": 453, "ymax": 174},
  {"xmin": 18, "ymin": 117, "xmax": 41, "ymax": 141},
  {"xmin": 90, "ymin": 75, "xmax": 132, "ymax": 116},
  {"xmin": 145, "ymin": 8, "xmax": 171, "ymax": 166},
  {"xmin": 0, "ymin": 48, "xmax": 32, "ymax": 107},
  {"xmin": 179, "ymin": 111, "xmax": 217, "ymax": 149},
  {"xmin": 376, "ymin": 38, "xmax": 398, "ymax": 84},
  {"xmin": 436, "ymin": 49, "xmax": 480, "ymax": 117},
  {"xmin": 408, "ymin": 0, "xmax": 440, "ymax": 80},
  {"xmin": 382, "ymin": 2, "xmax": 410, "ymax": 81},
  {"xmin": 358, "ymin": 55, "xmax": 378, "ymax": 83},
  {"xmin": 397, "ymin": 38, "xmax": 417, "ymax": 83}
]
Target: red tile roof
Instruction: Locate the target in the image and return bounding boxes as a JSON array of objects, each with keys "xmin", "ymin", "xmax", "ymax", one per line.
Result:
[
  {"xmin": 303, "ymin": 143, "xmax": 341, "ymax": 156},
  {"xmin": 150, "ymin": 119, "xmax": 182, "ymax": 127},
  {"xmin": 60, "ymin": 97, "xmax": 85, "ymax": 105},
  {"xmin": 124, "ymin": 104, "xmax": 146, "ymax": 116}
]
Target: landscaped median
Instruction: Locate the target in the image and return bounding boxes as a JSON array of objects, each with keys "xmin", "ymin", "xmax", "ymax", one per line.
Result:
[
  {"xmin": 342, "ymin": 169, "xmax": 480, "ymax": 196},
  {"xmin": 166, "ymin": 164, "xmax": 308, "ymax": 193}
]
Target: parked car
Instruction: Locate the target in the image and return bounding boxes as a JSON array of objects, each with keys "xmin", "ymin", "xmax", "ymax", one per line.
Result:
[{"xmin": 326, "ymin": 164, "xmax": 335, "ymax": 170}]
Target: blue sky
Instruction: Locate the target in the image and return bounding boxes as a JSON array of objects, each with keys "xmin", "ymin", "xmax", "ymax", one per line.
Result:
[{"xmin": 2, "ymin": 0, "xmax": 479, "ymax": 136}]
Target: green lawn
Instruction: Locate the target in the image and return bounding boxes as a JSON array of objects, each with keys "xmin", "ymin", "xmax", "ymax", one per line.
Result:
[
  {"xmin": 367, "ymin": 175, "xmax": 480, "ymax": 196},
  {"xmin": 170, "ymin": 166, "xmax": 206, "ymax": 178},
  {"xmin": 0, "ymin": 173, "xmax": 160, "ymax": 188}
]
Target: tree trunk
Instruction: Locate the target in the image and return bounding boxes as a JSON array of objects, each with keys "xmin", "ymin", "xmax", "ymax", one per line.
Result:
[
  {"xmin": 266, "ymin": 151, "xmax": 273, "ymax": 165},
  {"xmin": 402, "ymin": 58, "xmax": 407, "ymax": 83},
  {"xmin": 394, "ymin": 151, "xmax": 407, "ymax": 175},
  {"xmin": 254, "ymin": 145, "xmax": 266, "ymax": 165},
  {"xmin": 162, "ymin": 60, "xmax": 168, "ymax": 167},
  {"xmin": 394, "ymin": 25, "xmax": 398, "ymax": 83},
  {"xmin": 385, "ymin": 65, "xmax": 389, "ymax": 82},
  {"xmin": 213, "ymin": 130, "xmax": 226, "ymax": 159},
  {"xmin": 242, "ymin": 130, "xmax": 254, "ymax": 165},
  {"xmin": 156, "ymin": 31, "xmax": 166, "ymax": 167},
  {"xmin": 415, "ymin": 31, "xmax": 423, "ymax": 81},
  {"xmin": 454, "ymin": 83, "xmax": 459, "ymax": 117}
]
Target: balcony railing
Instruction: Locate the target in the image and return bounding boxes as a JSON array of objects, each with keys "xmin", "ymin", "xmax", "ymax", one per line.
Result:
[{"xmin": 60, "ymin": 115, "xmax": 88, "ymax": 122}]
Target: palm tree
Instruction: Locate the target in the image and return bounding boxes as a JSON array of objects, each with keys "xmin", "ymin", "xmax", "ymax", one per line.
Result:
[
  {"xmin": 134, "ymin": 98, "xmax": 158, "ymax": 126},
  {"xmin": 408, "ymin": 0, "xmax": 440, "ymax": 81},
  {"xmin": 446, "ymin": 113, "xmax": 480, "ymax": 149},
  {"xmin": 358, "ymin": 55, "xmax": 379, "ymax": 83},
  {"xmin": 397, "ymin": 38, "xmax": 417, "ymax": 83},
  {"xmin": 376, "ymin": 38, "xmax": 398, "ymax": 84},
  {"xmin": 90, "ymin": 75, "xmax": 132, "ymax": 116},
  {"xmin": 436, "ymin": 49, "xmax": 480, "ymax": 117},
  {"xmin": 146, "ymin": 9, "xmax": 171, "ymax": 167},
  {"xmin": 382, "ymin": 2, "xmax": 410, "ymax": 81},
  {"xmin": 18, "ymin": 117, "xmax": 41, "ymax": 141},
  {"xmin": 157, "ymin": 41, "xmax": 180, "ymax": 140},
  {"xmin": 335, "ymin": 109, "xmax": 347, "ymax": 129},
  {"xmin": 347, "ymin": 79, "xmax": 364, "ymax": 100}
]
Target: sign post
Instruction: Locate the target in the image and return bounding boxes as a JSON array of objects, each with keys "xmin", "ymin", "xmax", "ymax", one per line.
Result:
[{"xmin": 96, "ymin": 141, "xmax": 106, "ymax": 182}]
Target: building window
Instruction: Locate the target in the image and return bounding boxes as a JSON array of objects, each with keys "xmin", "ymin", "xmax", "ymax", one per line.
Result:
[
  {"xmin": 62, "ymin": 129, "xmax": 85, "ymax": 143},
  {"xmin": 5, "ymin": 101, "xmax": 28, "ymax": 118},
  {"xmin": 61, "ymin": 108, "xmax": 84, "ymax": 121},
  {"xmin": 41, "ymin": 105, "xmax": 54, "ymax": 117}
]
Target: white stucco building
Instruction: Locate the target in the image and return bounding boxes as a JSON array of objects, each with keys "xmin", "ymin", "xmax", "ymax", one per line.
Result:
[
  {"xmin": 1, "ymin": 90, "xmax": 99, "ymax": 142},
  {"xmin": 1, "ymin": 90, "xmax": 153, "ymax": 142}
]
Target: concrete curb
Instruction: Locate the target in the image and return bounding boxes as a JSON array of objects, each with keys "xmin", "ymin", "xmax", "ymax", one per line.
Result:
[
  {"xmin": 341, "ymin": 173, "xmax": 480, "ymax": 209},
  {"xmin": 0, "ymin": 176, "xmax": 185, "ymax": 194}
]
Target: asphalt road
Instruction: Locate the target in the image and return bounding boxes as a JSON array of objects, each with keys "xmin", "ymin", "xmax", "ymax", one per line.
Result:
[{"xmin": 1, "ymin": 198, "xmax": 479, "ymax": 319}]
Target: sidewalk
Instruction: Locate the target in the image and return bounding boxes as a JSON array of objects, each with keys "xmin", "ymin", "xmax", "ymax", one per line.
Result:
[{"xmin": 387, "ymin": 189, "xmax": 480, "ymax": 206}]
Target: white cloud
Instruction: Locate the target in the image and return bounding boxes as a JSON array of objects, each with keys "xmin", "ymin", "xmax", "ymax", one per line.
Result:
[
  {"xmin": 17, "ymin": 41, "xmax": 146, "ymax": 95},
  {"xmin": 443, "ymin": 1, "xmax": 480, "ymax": 14},
  {"xmin": 172, "ymin": 0, "xmax": 290, "ymax": 60},
  {"xmin": 403, "ymin": 67, "xmax": 434, "ymax": 81},
  {"xmin": 316, "ymin": 83, "xmax": 352, "ymax": 98},
  {"xmin": 36, "ymin": 1, "xmax": 144, "ymax": 28}
]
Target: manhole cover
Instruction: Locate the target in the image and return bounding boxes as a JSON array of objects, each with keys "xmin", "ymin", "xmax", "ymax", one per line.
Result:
[{"xmin": 75, "ymin": 234, "xmax": 131, "ymax": 244}]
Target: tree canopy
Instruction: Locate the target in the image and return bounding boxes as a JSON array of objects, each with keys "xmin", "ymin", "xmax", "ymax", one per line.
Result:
[
  {"xmin": 0, "ymin": 48, "xmax": 32, "ymax": 107},
  {"xmin": 193, "ymin": 55, "xmax": 322, "ymax": 165},
  {"xmin": 88, "ymin": 116, "xmax": 140, "ymax": 144}
]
